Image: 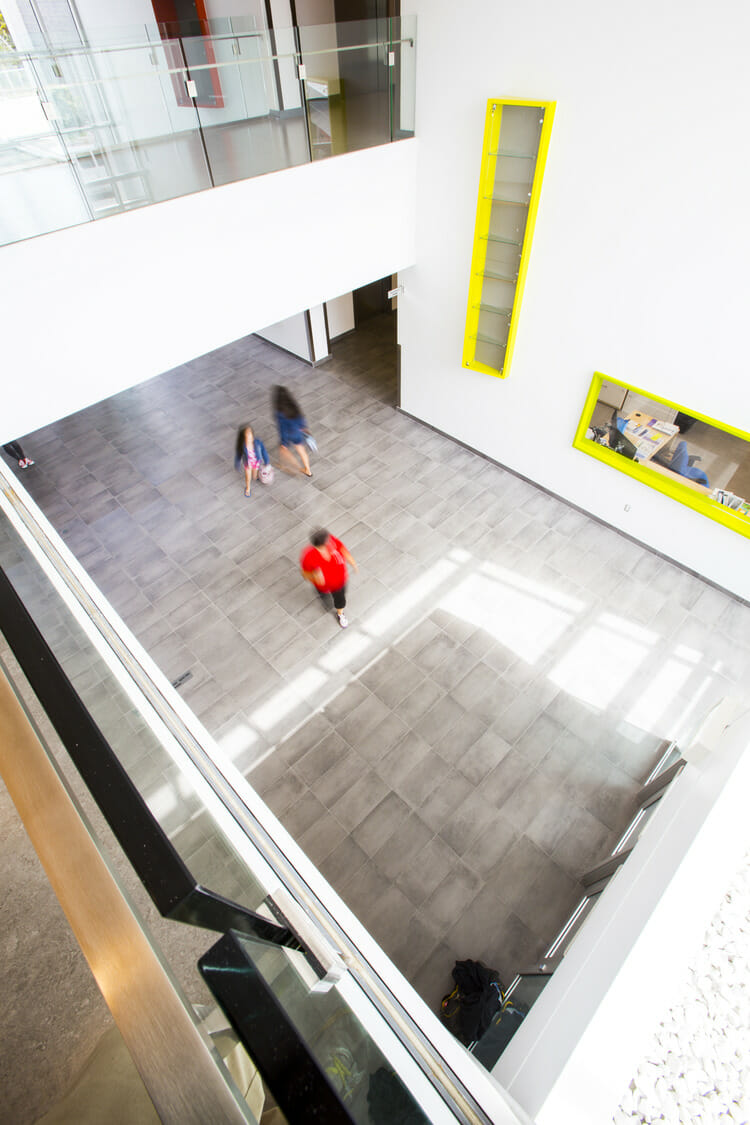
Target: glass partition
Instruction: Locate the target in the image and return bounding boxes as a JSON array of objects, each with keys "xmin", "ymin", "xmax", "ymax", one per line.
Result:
[
  {"xmin": 0, "ymin": 51, "xmax": 89, "ymax": 244},
  {"xmin": 300, "ymin": 18, "xmax": 389, "ymax": 157},
  {"xmin": 0, "ymin": 16, "xmax": 417, "ymax": 247},
  {"xmin": 0, "ymin": 511, "xmax": 269, "ymax": 915}
]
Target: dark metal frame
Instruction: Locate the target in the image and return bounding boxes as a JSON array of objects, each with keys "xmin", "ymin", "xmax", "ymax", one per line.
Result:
[
  {"xmin": 0, "ymin": 565, "xmax": 297, "ymax": 948},
  {"xmin": 200, "ymin": 931, "xmax": 357, "ymax": 1124}
]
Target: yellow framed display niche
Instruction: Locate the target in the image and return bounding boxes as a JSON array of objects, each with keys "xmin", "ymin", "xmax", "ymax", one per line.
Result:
[
  {"xmin": 462, "ymin": 97, "xmax": 555, "ymax": 379},
  {"xmin": 574, "ymin": 371, "xmax": 750, "ymax": 540}
]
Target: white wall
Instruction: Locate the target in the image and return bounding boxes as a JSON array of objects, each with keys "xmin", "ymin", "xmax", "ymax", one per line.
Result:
[
  {"xmin": 255, "ymin": 310, "xmax": 312, "ymax": 361},
  {"xmin": 399, "ymin": 0, "xmax": 750, "ymax": 601},
  {"xmin": 0, "ymin": 140, "xmax": 417, "ymax": 441},
  {"xmin": 255, "ymin": 304, "xmax": 330, "ymax": 363},
  {"xmin": 326, "ymin": 292, "xmax": 355, "ymax": 339}
]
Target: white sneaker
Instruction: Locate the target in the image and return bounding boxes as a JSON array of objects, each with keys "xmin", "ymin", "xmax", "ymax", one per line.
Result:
[{"xmin": 338, "ymin": 612, "xmax": 349, "ymax": 628}]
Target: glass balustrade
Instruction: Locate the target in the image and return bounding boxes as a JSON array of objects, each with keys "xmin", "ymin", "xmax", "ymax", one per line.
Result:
[
  {"xmin": 0, "ymin": 462, "xmax": 525, "ymax": 1124},
  {"xmin": 0, "ymin": 16, "xmax": 416, "ymax": 248}
]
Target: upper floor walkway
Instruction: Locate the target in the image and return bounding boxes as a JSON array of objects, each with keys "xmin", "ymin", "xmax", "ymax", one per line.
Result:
[{"xmin": 0, "ymin": 14, "xmax": 415, "ymax": 247}]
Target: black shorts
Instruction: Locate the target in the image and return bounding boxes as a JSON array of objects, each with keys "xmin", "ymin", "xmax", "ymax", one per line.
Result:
[{"xmin": 318, "ymin": 584, "xmax": 347, "ymax": 610}]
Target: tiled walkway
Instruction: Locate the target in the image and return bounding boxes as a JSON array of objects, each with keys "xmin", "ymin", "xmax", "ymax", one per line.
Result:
[{"xmin": 15, "ymin": 314, "xmax": 750, "ymax": 1011}]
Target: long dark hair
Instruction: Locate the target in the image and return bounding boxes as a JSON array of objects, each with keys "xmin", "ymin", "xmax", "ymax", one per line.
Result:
[
  {"xmin": 235, "ymin": 424, "xmax": 253, "ymax": 461},
  {"xmin": 273, "ymin": 384, "xmax": 301, "ymax": 419}
]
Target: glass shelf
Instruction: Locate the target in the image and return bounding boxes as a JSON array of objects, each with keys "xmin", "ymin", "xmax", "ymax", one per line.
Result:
[
  {"xmin": 472, "ymin": 334, "xmax": 507, "ymax": 347},
  {"xmin": 476, "ymin": 269, "xmax": 517, "ymax": 282},
  {"xmin": 464, "ymin": 99, "xmax": 554, "ymax": 378},
  {"xmin": 474, "ymin": 303, "xmax": 512, "ymax": 316},
  {"xmin": 480, "ymin": 233, "xmax": 521, "ymax": 246},
  {"xmin": 485, "ymin": 194, "xmax": 529, "ymax": 205},
  {"xmin": 488, "ymin": 149, "xmax": 535, "ymax": 159}
]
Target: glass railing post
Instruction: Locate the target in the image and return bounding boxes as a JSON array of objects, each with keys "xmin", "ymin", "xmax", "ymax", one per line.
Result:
[
  {"xmin": 293, "ymin": 23, "xmax": 314, "ymax": 165},
  {"xmin": 179, "ymin": 32, "xmax": 216, "ymax": 188}
]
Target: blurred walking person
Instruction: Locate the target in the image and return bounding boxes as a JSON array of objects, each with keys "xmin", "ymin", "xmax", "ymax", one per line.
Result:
[
  {"xmin": 300, "ymin": 528, "xmax": 357, "ymax": 628},
  {"xmin": 272, "ymin": 385, "xmax": 313, "ymax": 477},
  {"xmin": 235, "ymin": 424, "xmax": 270, "ymax": 497}
]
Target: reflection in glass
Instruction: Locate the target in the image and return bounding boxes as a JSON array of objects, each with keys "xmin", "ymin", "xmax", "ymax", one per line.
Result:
[
  {"xmin": 575, "ymin": 373, "xmax": 750, "ymax": 537},
  {"xmin": 211, "ymin": 932, "xmax": 430, "ymax": 1125}
]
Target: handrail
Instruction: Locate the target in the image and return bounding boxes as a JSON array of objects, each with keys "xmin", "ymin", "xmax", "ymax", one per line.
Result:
[
  {"xmin": 0, "ymin": 564, "xmax": 302, "ymax": 952},
  {"xmin": 0, "ymin": 34, "xmax": 415, "ymax": 72},
  {"xmin": 0, "ymin": 663, "xmax": 253, "ymax": 1125}
]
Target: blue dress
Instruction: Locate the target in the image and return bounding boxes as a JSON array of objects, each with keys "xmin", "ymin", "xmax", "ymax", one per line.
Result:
[{"xmin": 276, "ymin": 412, "xmax": 306, "ymax": 446}]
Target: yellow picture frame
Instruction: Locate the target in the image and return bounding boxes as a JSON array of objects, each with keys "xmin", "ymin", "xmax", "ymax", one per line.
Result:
[{"xmin": 573, "ymin": 372, "xmax": 750, "ymax": 539}]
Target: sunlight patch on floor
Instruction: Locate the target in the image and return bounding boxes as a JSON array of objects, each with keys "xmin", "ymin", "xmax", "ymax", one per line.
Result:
[
  {"xmin": 440, "ymin": 565, "xmax": 581, "ymax": 664},
  {"xmin": 549, "ymin": 614, "xmax": 655, "ymax": 710}
]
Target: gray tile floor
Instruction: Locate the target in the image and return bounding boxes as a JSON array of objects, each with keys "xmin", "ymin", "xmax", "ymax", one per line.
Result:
[{"xmin": 12, "ymin": 314, "xmax": 750, "ymax": 1013}]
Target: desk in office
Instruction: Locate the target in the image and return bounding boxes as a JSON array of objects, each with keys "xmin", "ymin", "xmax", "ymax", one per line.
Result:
[
  {"xmin": 643, "ymin": 458, "xmax": 711, "ymax": 494},
  {"xmin": 623, "ymin": 412, "xmax": 679, "ymax": 462}
]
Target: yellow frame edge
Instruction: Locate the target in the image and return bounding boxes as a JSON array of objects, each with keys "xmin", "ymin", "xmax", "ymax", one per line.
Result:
[
  {"xmin": 573, "ymin": 371, "xmax": 750, "ymax": 540},
  {"xmin": 463, "ymin": 97, "xmax": 556, "ymax": 380}
]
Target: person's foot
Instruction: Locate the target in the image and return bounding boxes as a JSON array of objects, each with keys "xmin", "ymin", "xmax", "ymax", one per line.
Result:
[
  {"xmin": 244, "ymin": 488, "xmax": 251, "ymax": 497},
  {"xmin": 18, "ymin": 459, "xmax": 26, "ymax": 468},
  {"xmin": 25, "ymin": 458, "xmax": 34, "ymax": 466},
  {"xmin": 337, "ymin": 612, "xmax": 348, "ymax": 628}
]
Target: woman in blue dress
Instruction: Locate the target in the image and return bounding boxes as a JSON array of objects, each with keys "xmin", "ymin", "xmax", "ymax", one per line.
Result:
[{"xmin": 272, "ymin": 385, "xmax": 313, "ymax": 477}]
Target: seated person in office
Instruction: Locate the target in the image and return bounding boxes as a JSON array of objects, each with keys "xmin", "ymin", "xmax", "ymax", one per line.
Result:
[{"xmin": 662, "ymin": 439, "xmax": 710, "ymax": 487}]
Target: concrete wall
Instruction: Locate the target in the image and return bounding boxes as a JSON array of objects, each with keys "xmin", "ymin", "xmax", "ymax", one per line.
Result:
[
  {"xmin": 399, "ymin": 0, "xmax": 750, "ymax": 601},
  {"xmin": 1, "ymin": 139, "xmax": 417, "ymax": 441}
]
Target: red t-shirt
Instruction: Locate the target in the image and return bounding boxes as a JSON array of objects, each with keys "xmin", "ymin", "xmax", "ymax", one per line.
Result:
[{"xmin": 300, "ymin": 535, "xmax": 347, "ymax": 592}]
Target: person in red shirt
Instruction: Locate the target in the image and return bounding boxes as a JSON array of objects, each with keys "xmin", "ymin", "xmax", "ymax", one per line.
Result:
[{"xmin": 300, "ymin": 528, "xmax": 358, "ymax": 629}]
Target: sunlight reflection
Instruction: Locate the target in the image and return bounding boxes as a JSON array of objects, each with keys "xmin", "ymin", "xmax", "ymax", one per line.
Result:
[
  {"xmin": 218, "ymin": 720, "xmax": 262, "ymax": 763},
  {"xmin": 364, "ymin": 557, "xmax": 459, "ymax": 637},
  {"xmin": 550, "ymin": 614, "xmax": 654, "ymax": 710},
  {"xmin": 147, "ymin": 782, "xmax": 178, "ymax": 819},
  {"xmin": 439, "ymin": 568, "xmax": 579, "ymax": 664},
  {"xmin": 624, "ymin": 657, "xmax": 695, "ymax": 732},
  {"xmin": 479, "ymin": 561, "xmax": 585, "ymax": 614},
  {"xmin": 251, "ymin": 667, "xmax": 328, "ymax": 731},
  {"xmin": 319, "ymin": 630, "xmax": 371, "ymax": 672},
  {"xmin": 674, "ymin": 644, "xmax": 702, "ymax": 664},
  {"xmin": 671, "ymin": 672, "xmax": 730, "ymax": 744}
]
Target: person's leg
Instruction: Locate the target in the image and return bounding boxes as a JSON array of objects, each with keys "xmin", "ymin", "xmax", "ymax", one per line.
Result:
[
  {"xmin": 331, "ymin": 585, "xmax": 348, "ymax": 626},
  {"xmin": 278, "ymin": 444, "xmax": 300, "ymax": 473},
  {"xmin": 668, "ymin": 440, "xmax": 689, "ymax": 476},
  {"xmin": 293, "ymin": 442, "xmax": 312, "ymax": 476},
  {"xmin": 244, "ymin": 465, "xmax": 252, "ymax": 496},
  {"xmin": 3, "ymin": 442, "xmax": 24, "ymax": 463},
  {"xmin": 316, "ymin": 589, "xmax": 333, "ymax": 613}
]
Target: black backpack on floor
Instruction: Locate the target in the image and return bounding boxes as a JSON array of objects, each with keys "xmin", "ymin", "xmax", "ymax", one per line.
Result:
[{"xmin": 439, "ymin": 959, "xmax": 503, "ymax": 1046}]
